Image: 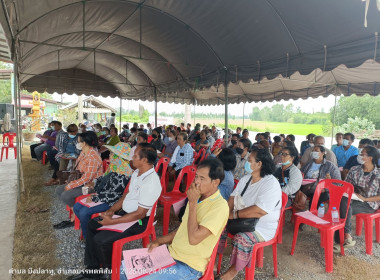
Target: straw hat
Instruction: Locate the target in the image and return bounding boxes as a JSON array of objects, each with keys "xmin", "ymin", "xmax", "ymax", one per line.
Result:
[{"xmin": 104, "ymin": 142, "xmax": 132, "ymax": 160}]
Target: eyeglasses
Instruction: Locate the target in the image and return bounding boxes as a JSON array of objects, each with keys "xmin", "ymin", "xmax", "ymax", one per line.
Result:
[{"xmin": 279, "ymin": 152, "xmax": 290, "ymax": 157}]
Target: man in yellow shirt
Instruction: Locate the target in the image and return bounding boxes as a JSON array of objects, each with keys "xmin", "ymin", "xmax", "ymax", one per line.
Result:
[{"xmin": 127, "ymin": 158, "xmax": 229, "ymax": 280}]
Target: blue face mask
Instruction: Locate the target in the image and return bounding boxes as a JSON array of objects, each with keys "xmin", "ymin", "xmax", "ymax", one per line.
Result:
[
  {"xmin": 244, "ymin": 161, "xmax": 253, "ymax": 173},
  {"xmin": 343, "ymin": 139, "xmax": 350, "ymax": 147},
  {"xmin": 68, "ymin": 134, "xmax": 76, "ymax": 139},
  {"xmin": 282, "ymin": 160, "xmax": 291, "ymax": 166}
]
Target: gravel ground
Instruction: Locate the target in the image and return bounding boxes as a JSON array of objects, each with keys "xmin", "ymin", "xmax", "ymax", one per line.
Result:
[{"xmin": 45, "ymin": 176, "xmax": 380, "ymax": 279}]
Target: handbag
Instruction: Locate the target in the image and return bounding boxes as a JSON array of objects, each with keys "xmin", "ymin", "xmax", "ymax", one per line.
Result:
[
  {"xmin": 226, "ymin": 177, "xmax": 260, "ymax": 235},
  {"xmin": 292, "ymin": 190, "xmax": 307, "ymax": 212},
  {"xmin": 57, "ymin": 159, "xmax": 82, "ymax": 184}
]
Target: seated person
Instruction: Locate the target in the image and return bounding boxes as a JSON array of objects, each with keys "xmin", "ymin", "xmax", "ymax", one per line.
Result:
[
  {"xmin": 93, "ymin": 123, "xmax": 103, "ymax": 137},
  {"xmin": 195, "ymin": 130, "xmax": 210, "ymax": 155},
  {"xmin": 331, "ymin": 132, "xmax": 343, "ymax": 153},
  {"xmin": 73, "ymin": 142, "xmax": 133, "ymax": 240},
  {"xmin": 168, "ymin": 132, "xmax": 194, "ymax": 177},
  {"xmin": 271, "ymin": 135, "xmax": 282, "ymax": 157},
  {"xmin": 68, "ymin": 143, "xmax": 161, "ymax": 280},
  {"xmin": 233, "ymin": 139, "xmax": 251, "ymax": 180},
  {"xmin": 211, "ymin": 148, "xmax": 237, "ymax": 200},
  {"xmin": 218, "ymin": 149, "xmax": 282, "ymax": 280},
  {"xmin": 158, "ymin": 129, "xmax": 177, "ymax": 158},
  {"xmin": 241, "ymin": 129, "xmax": 252, "ymax": 148},
  {"xmin": 300, "ymin": 145, "xmax": 341, "ymax": 208},
  {"xmin": 274, "ymin": 147, "xmax": 302, "ymax": 207},
  {"xmin": 129, "ymin": 132, "xmax": 148, "ymax": 169},
  {"xmin": 45, "ymin": 124, "xmax": 80, "ymax": 186},
  {"xmin": 228, "ymin": 133, "xmax": 240, "ymax": 154},
  {"xmin": 342, "ymin": 138, "xmax": 374, "ymax": 179},
  {"xmin": 150, "ymin": 128, "xmax": 164, "ymax": 152},
  {"xmin": 334, "ymin": 132, "xmax": 358, "ymax": 168},
  {"xmin": 127, "ymin": 127, "xmax": 138, "ymax": 145},
  {"xmin": 119, "ymin": 124, "xmax": 131, "ymax": 142},
  {"xmin": 100, "ymin": 127, "xmax": 120, "ymax": 160},
  {"xmin": 120, "ymin": 158, "xmax": 229, "ymax": 280},
  {"xmin": 30, "ymin": 122, "xmax": 53, "ymax": 160},
  {"xmin": 300, "ymin": 133, "xmax": 315, "ymax": 156},
  {"xmin": 300, "ymin": 136, "xmax": 337, "ymax": 167},
  {"xmin": 34, "ymin": 121, "xmax": 63, "ymax": 161},
  {"xmin": 54, "ymin": 132, "xmax": 103, "ymax": 229},
  {"xmin": 334, "ymin": 146, "xmax": 380, "ymax": 250}
]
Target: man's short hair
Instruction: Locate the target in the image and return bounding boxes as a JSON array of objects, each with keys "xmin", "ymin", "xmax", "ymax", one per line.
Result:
[
  {"xmin": 111, "ymin": 113, "xmax": 116, "ymax": 117},
  {"xmin": 55, "ymin": 121, "xmax": 62, "ymax": 127},
  {"xmin": 67, "ymin": 124, "xmax": 78, "ymax": 133},
  {"xmin": 197, "ymin": 158, "xmax": 225, "ymax": 182},
  {"xmin": 138, "ymin": 132, "xmax": 148, "ymax": 142},
  {"xmin": 359, "ymin": 138, "xmax": 374, "ymax": 146},
  {"xmin": 287, "ymin": 134, "xmax": 295, "ymax": 142},
  {"xmin": 137, "ymin": 143, "xmax": 157, "ymax": 164},
  {"xmin": 344, "ymin": 133, "xmax": 355, "ymax": 141},
  {"xmin": 231, "ymin": 133, "xmax": 240, "ymax": 139},
  {"xmin": 239, "ymin": 138, "xmax": 251, "ymax": 150}
]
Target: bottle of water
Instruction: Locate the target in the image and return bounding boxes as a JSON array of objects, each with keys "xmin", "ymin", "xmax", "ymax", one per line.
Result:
[
  {"xmin": 331, "ymin": 207, "xmax": 339, "ymax": 223},
  {"xmin": 317, "ymin": 203, "xmax": 325, "ymax": 218}
]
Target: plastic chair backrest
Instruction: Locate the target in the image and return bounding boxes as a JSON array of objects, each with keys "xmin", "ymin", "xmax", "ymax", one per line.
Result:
[
  {"xmin": 211, "ymin": 139, "xmax": 224, "ymax": 152},
  {"xmin": 3, "ymin": 132, "xmax": 16, "ymax": 147},
  {"xmin": 276, "ymin": 192, "xmax": 289, "ymax": 236},
  {"xmin": 172, "ymin": 165, "xmax": 197, "ymax": 193},
  {"xmin": 155, "ymin": 157, "xmax": 170, "ymax": 191},
  {"xmin": 199, "ymin": 241, "xmax": 219, "ymax": 280},
  {"xmin": 310, "ymin": 179, "xmax": 354, "ymax": 215}
]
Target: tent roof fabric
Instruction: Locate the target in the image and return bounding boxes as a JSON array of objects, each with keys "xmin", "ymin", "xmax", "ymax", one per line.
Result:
[{"xmin": 1, "ymin": 0, "xmax": 380, "ymax": 104}]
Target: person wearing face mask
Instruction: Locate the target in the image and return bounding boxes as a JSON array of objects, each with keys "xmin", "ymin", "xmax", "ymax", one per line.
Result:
[
  {"xmin": 30, "ymin": 122, "xmax": 54, "ymax": 160},
  {"xmin": 99, "ymin": 127, "xmax": 120, "ymax": 160},
  {"xmin": 150, "ymin": 128, "xmax": 164, "ymax": 152},
  {"xmin": 195, "ymin": 130, "xmax": 210, "ymax": 154},
  {"xmin": 218, "ymin": 149, "xmax": 282, "ymax": 280},
  {"xmin": 300, "ymin": 136, "xmax": 337, "ymax": 167},
  {"xmin": 342, "ymin": 138, "xmax": 375, "ymax": 180},
  {"xmin": 54, "ymin": 131, "xmax": 103, "ymax": 229},
  {"xmin": 228, "ymin": 134, "xmax": 240, "ymax": 154},
  {"xmin": 158, "ymin": 129, "xmax": 177, "ymax": 158},
  {"xmin": 233, "ymin": 139, "xmax": 251, "ymax": 180},
  {"xmin": 45, "ymin": 124, "xmax": 81, "ymax": 186},
  {"xmin": 118, "ymin": 124, "xmax": 131, "ymax": 141},
  {"xmin": 300, "ymin": 145, "xmax": 341, "ymax": 208},
  {"xmin": 274, "ymin": 147, "xmax": 302, "ymax": 207},
  {"xmin": 333, "ymin": 146, "xmax": 380, "ymax": 251},
  {"xmin": 334, "ymin": 132, "xmax": 359, "ymax": 168},
  {"xmin": 93, "ymin": 123, "xmax": 103, "ymax": 137}
]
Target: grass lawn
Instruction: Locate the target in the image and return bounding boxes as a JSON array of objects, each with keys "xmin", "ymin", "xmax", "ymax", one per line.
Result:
[{"xmin": 197, "ymin": 119, "xmax": 326, "ymax": 135}]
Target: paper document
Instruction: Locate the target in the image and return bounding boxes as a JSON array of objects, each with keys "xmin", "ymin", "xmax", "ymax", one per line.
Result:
[
  {"xmin": 79, "ymin": 197, "xmax": 105, "ymax": 208},
  {"xmin": 122, "ymin": 245, "xmax": 176, "ymax": 280},
  {"xmin": 295, "ymin": 211, "xmax": 330, "ymax": 224},
  {"xmin": 98, "ymin": 216, "xmax": 138, "ymax": 232},
  {"xmin": 350, "ymin": 193, "xmax": 364, "ymax": 202},
  {"xmin": 301, "ymin": 179, "xmax": 317, "ymax": 185},
  {"xmin": 172, "ymin": 198, "xmax": 187, "ymax": 216}
]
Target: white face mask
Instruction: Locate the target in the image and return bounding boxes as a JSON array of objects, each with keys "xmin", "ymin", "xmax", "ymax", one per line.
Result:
[
  {"xmin": 76, "ymin": 142, "xmax": 84, "ymax": 150},
  {"xmin": 311, "ymin": 151, "xmax": 320, "ymax": 160},
  {"xmin": 357, "ymin": 155, "xmax": 365, "ymax": 165},
  {"xmin": 309, "ymin": 143, "xmax": 314, "ymax": 148},
  {"xmin": 358, "ymin": 148, "xmax": 363, "ymax": 154},
  {"xmin": 94, "ymin": 128, "xmax": 99, "ymax": 133}
]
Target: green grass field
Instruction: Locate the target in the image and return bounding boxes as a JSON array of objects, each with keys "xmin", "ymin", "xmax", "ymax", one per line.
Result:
[{"xmin": 198, "ymin": 119, "xmax": 326, "ymax": 136}]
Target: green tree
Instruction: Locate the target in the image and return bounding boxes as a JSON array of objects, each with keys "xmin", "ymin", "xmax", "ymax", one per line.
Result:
[
  {"xmin": 0, "ymin": 62, "xmax": 12, "ymax": 103},
  {"xmin": 331, "ymin": 94, "xmax": 380, "ymax": 129},
  {"xmin": 338, "ymin": 117, "xmax": 375, "ymax": 137}
]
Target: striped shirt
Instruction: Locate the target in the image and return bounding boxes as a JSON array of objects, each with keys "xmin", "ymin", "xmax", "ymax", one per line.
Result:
[{"xmin": 66, "ymin": 147, "xmax": 103, "ymax": 190}]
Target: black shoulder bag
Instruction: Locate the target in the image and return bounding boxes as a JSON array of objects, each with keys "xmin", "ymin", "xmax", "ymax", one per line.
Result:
[{"xmin": 226, "ymin": 177, "xmax": 260, "ymax": 235}]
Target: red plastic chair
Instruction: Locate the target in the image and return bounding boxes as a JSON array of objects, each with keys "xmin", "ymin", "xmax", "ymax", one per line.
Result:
[
  {"xmin": 211, "ymin": 139, "xmax": 224, "ymax": 152},
  {"xmin": 147, "ymin": 135, "xmax": 153, "ymax": 143},
  {"xmin": 102, "ymin": 159, "xmax": 110, "ymax": 173},
  {"xmin": 1, "ymin": 132, "xmax": 17, "ymax": 161},
  {"xmin": 42, "ymin": 151, "xmax": 47, "ymax": 165},
  {"xmin": 192, "ymin": 148, "xmax": 207, "ymax": 165},
  {"xmin": 199, "ymin": 239, "xmax": 220, "ymax": 280},
  {"xmin": 155, "ymin": 157, "xmax": 170, "ymax": 195},
  {"xmin": 233, "ymin": 179, "xmax": 239, "ymax": 190},
  {"xmin": 290, "ymin": 179, "xmax": 354, "ymax": 273},
  {"xmin": 111, "ymin": 201, "xmax": 158, "ymax": 280},
  {"xmin": 217, "ymin": 192, "xmax": 288, "ymax": 279},
  {"xmin": 159, "ymin": 165, "xmax": 197, "ymax": 235},
  {"xmin": 161, "ymin": 145, "xmax": 166, "ymax": 154},
  {"xmin": 355, "ymin": 210, "xmax": 380, "ymax": 255}
]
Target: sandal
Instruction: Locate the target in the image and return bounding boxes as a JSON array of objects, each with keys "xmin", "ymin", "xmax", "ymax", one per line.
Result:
[
  {"xmin": 53, "ymin": 220, "xmax": 74, "ymax": 229},
  {"xmin": 343, "ymin": 238, "xmax": 356, "ymax": 248}
]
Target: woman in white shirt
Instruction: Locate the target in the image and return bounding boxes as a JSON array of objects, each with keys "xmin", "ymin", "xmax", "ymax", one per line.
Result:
[{"xmin": 218, "ymin": 148, "xmax": 282, "ymax": 280}]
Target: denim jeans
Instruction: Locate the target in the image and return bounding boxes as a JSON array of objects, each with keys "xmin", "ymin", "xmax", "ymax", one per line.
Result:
[
  {"xmin": 120, "ymin": 260, "xmax": 202, "ymax": 280},
  {"xmin": 73, "ymin": 202, "xmax": 110, "ymax": 239}
]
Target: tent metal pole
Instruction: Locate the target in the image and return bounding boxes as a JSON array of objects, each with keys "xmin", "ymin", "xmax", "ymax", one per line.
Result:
[
  {"xmin": 242, "ymin": 102, "xmax": 245, "ymax": 128},
  {"xmin": 119, "ymin": 94, "xmax": 122, "ymax": 132},
  {"xmin": 154, "ymin": 87, "xmax": 157, "ymax": 128},
  {"xmin": 13, "ymin": 56, "xmax": 23, "ymax": 200},
  {"xmin": 331, "ymin": 86, "xmax": 338, "ymax": 147},
  {"xmin": 224, "ymin": 69, "xmax": 228, "ymax": 144}
]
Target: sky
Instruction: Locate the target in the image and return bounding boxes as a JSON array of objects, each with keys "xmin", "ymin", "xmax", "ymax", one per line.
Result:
[{"xmin": 52, "ymin": 92, "xmax": 338, "ymax": 116}]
